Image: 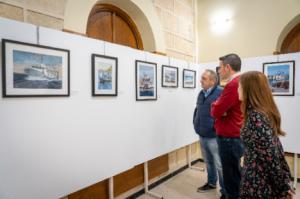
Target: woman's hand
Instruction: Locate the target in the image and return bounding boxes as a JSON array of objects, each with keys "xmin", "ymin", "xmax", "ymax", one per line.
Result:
[{"xmin": 287, "ymin": 188, "xmax": 296, "ymax": 199}]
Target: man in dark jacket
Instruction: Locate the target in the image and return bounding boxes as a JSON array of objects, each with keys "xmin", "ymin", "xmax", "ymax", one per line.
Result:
[{"xmin": 193, "ymin": 69, "xmax": 225, "ymax": 199}]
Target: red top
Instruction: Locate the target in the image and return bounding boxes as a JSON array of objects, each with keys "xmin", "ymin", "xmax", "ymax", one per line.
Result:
[{"xmin": 211, "ymin": 76, "xmax": 243, "ymax": 137}]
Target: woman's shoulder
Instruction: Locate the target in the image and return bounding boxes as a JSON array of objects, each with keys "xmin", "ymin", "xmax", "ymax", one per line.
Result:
[{"xmin": 247, "ymin": 108, "xmax": 269, "ymax": 124}]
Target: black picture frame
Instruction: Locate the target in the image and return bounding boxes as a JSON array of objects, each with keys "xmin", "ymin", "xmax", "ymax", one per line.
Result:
[
  {"xmin": 135, "ymin": 60, "xmax": 157, "ymax": 101},
  {"xmin": 2, "ymin": 39, "xmax": 70, "ymax": 97},
  {"xmin": 91, "ymin": 54, "xmax": 118, "ymax": 96},
  {"xmin": 183, "ymin": 69, "xmax": 196, "ymax": 88},
  {"xmin": 263, "ymin": 61, "xmax": 295, "ymax": 96},
  {"xmin": 161, "ymin": 65, "xmax": 178, "ymax": 88}
]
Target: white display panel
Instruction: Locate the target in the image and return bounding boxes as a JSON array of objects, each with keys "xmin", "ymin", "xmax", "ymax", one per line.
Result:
[{"xmin": 0, "ymin": 18, "xmax": 199, "ymax": 199}]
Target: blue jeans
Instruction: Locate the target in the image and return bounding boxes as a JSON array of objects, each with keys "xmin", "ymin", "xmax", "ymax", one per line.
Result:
[
  {"xmin": 199, "ymin": 136, "xmax": 225, "ymax": 194},
  {"xmin": 217, "ymin": 137, "xmax": 244, "ymax": 199}
]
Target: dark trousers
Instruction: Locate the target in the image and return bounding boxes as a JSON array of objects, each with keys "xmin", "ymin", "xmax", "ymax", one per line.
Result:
[{"xmin": 217, "ymin": 137, "xmax": 244, "ymax": 199}]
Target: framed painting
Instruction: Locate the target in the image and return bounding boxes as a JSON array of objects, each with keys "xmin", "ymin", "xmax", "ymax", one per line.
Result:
[
  {"xmin": 2, "ymin": 39, "xmax": 70, "ymax": 97},
  {"xmin": 92, "ymin": 54, "xmax": 118, "ymax": 96},
  {"xmin": 263, "ymin": 61, "xmax": 295, "ymax": 96},
  {"xmin": 135, "ymin": 60, "xmax": 157, "ymax": 101},
  {"xmin": 183, "ymin": 69, "xmax": 196, "ymax": 88},
  {"xmin": 161, "ymin": 65, "xmax": 178, "ymax": 88}
]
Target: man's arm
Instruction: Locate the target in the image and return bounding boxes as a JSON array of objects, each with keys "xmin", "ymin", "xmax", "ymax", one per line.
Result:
[{"xmin": 211, "ymin": 83, "xmax": 237, "ymax": 118}]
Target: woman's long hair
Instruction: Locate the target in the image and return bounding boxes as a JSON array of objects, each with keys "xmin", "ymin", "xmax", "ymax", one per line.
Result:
[{"xmin": 239, "ymin": 71, "xmax": 285, "ymax": 136}]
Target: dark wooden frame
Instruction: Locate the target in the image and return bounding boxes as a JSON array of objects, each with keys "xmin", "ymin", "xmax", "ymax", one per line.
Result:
[
  {"xmin": 161, "ymin": 65, "xmax": 178, "ymax": 88},
  {"xmin": 182, "ymin": 69, "xmax": 196, "ymax": 88},
  {"xmin": 263, "ymin": 60, "xmax": 295, "ymax": 96},
  {"xmin": 91, "ymin": 54, "xmax": 118, "ymax": 96},
  {"xmin": 135, "ymin": 60, "xmax": 157, "ymax": 101},
  {"xmin": 2, "ymin": 39, "xmax": 70, "ymax": 97}
]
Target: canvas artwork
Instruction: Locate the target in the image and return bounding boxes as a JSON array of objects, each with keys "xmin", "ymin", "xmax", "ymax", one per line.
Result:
[
  {"xmin": 183, "ymin": 69, "xmax": 196, "ymax": 88},
  {"xmin": 136, "ymin": 60, "xmax": 157, "ymax": 100},
  {"xmin": 2, "ymin": 39, "xmax": 70, "ymax": 97},
  {"xmin": 162, "ymin": 65, "xmax": 178, "ymax": 87},
  {"xmin": 263, "ymin": 61, "xmax": 295, "ymax": 96},
  {"xmin": 92, "ymin": 54, "xmax": 118, "ymax": 96}
]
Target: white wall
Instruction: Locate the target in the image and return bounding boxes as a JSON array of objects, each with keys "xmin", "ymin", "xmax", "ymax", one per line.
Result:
[
  {"xmin": 200, "ymin": 53, "xmax": 300, "ymax": 154},
  {"xmin": 0, "ymin": 17, "xmax": 199, "ymax": 199}
]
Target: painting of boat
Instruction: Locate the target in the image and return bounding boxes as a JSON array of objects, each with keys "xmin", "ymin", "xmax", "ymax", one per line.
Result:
[
  {"xmin": 13, "ymin": 50, "xmax": 62, "ymax": 89},
  {"xmin": 139, "ymin": 65, "xmax": 155, "ymax": 97},
  {"xmin": 98, "ymin": 65, "xmax": 112, "ymax": 90}
]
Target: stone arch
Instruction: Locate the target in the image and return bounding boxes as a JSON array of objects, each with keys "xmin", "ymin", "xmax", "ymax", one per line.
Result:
[
  {"xmin": 276, "ymin": 13, "xmax": 300, "ymax": 52},
  {"xmin": 64, "ymin": 0, "xmax": 165, "ymax": 53}
]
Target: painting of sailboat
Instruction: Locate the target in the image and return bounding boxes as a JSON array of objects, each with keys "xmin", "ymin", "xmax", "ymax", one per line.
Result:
[{"xmin": 136, "ymin": 60, "xmax": 157, "ymax": 100}]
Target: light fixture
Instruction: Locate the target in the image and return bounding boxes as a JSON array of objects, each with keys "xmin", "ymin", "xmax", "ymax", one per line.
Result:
[{"xmin": 210, "ymin": 9, "xmax": 233, "ymax": 35}]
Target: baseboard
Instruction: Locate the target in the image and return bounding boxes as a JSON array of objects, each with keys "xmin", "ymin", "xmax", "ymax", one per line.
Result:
[{"xmin": 125, "ymin": 158, "xmax": 204, "ymax": 199}]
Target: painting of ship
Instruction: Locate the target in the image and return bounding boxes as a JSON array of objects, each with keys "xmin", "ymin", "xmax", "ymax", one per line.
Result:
[
  {"xmin": 13, "ymin": 50, "xmax": 62, "ymax": 89},
  {"xmin": 139, "ymin": 64, "xmax": 155, "ymax": 97}
]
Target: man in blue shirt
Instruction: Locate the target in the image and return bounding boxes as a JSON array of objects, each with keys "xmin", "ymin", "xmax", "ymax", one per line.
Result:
[{"xmin": 193, "ymin": 69, "xmax": 225, "ymax": 199}]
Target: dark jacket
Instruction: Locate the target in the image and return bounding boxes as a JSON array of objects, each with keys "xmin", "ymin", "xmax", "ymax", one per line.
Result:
[{"xmin": 193, "ymin": 86, "xmax": 222, "ymax": 138}]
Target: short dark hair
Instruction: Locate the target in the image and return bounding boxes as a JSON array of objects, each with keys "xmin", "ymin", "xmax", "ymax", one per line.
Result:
[{"xmin": 219, "ymin": 53, "xmax": 241, "ymax": 72}]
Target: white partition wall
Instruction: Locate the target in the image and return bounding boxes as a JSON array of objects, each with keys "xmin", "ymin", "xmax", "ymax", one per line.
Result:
[{"xmin": 0, "ymin": 18, "xmax": 200, "ymax": 199}]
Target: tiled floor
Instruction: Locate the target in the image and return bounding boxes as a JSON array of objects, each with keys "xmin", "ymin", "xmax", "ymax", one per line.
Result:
[{"xmin": 137, "ymin": 162, "xmax": 300, "ymax": 199}]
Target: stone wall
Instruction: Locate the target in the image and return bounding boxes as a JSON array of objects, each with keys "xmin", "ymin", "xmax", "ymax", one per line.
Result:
[
  {"xmin": 0, "ymin": 0, "xmax": 66, "ymax": 29},
  {"xmin": 154, "ymin": 0, "xmax": 196, "ymax": 61}
]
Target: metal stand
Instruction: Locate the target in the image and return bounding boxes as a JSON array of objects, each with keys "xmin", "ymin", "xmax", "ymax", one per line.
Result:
[
  {"xmin": 294, "ymin": 153, "xmax": 298, "ymax": 188},
  {"xmin": 187, "ymin": 144, "xmax": 205, "ymax": 171},
  {"xmin": 144, "ymin": 162, "xmax": 163, "ymax": 199},
  {"xmin": 109, "ymin": 177, "xmax": 114, "ymax": 199}
]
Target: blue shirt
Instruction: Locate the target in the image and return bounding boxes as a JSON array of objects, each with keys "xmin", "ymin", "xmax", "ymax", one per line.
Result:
[{"xmin": 203, "ymin": 87, "xmax": 213, "ymax": 98}]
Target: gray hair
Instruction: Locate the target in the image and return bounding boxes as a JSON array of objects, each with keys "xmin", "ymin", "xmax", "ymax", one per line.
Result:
[{"xmin": 204, "ymin": 69, "xmax": 218, "ymax": 84}]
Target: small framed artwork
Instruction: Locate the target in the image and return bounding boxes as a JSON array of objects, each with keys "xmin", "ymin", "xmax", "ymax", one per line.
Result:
[
  {"xmin": 216, "ymin": 66, "xmax": 227, "ymax": 87},
  {"xmin": 2, "ymin": 39, "xmax": 70, "ymax": 97},
  {"xmin": 161, "ymin": 65, "xmax": 178, "ymax": 88},
  {"xmin": 263, "ymin": 61, "xmax": 295, "ymax": 96},
  {"xmin": 136, "ymin": 60, "xmax": 157, "ymax": 101},
  {"xmin": 92, "ymin": 54, "xmax": 118, "ymax": 96},
  {"xmin": 183, "ymin": 69, "xmax": 196, "ymax": 88}
]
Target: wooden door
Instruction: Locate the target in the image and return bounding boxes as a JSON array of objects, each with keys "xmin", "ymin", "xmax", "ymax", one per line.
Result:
[
  {"xmin": 86, "ymin": 4, "xmax": 143, "ymax": 50},
  {"xmin": 281, "ymin": 22, "xmax": 300, "ymax": 53},
  {"xmin": 69, "ymin": 4, "xmax": 168, "ymax": 199}
]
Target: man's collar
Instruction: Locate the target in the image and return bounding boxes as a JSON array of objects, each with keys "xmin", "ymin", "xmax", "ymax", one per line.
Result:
[{"xmin": 228, "ymin": 72, "xmax": 241, "ymax": 82}]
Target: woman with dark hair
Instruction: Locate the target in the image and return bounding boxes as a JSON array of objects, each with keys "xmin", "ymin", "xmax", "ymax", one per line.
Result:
[{"xmin": 238, "ymin": 71, "xmax": 295, "ymax": 199}]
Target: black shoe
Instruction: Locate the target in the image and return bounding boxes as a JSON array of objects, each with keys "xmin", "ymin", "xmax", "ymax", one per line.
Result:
[
  {"xmin": 197, "ymin": 183, "xmax": 216, "ymax": 192},
  {"xmin": 220, "ymin": 194, "xmax": 226, "ymax": 199}
]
